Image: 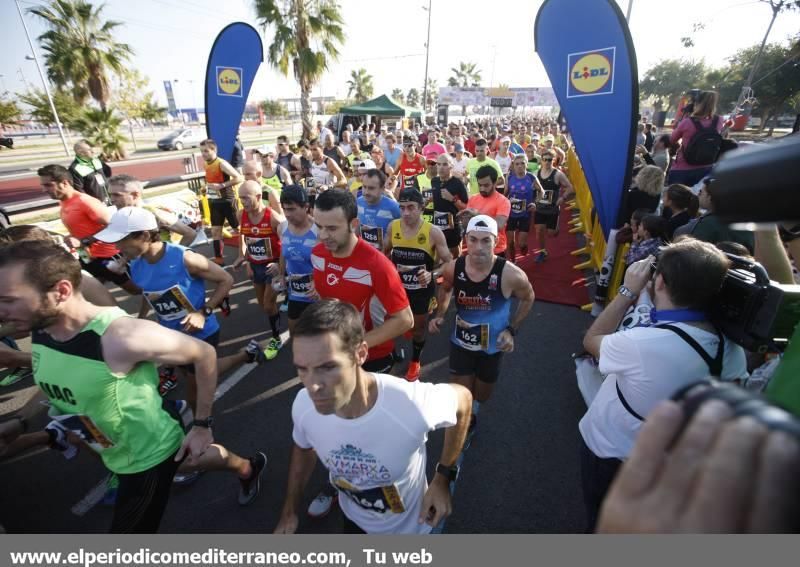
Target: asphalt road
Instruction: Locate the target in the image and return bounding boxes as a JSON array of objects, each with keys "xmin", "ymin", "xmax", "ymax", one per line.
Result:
[{"xmin": 0, "ymin": 245, "xmax": 592, "ymax": 534}]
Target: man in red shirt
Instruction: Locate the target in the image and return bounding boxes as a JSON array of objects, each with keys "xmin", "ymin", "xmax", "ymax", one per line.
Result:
[
  {"xmin": 462, "ymin": 165, "xmax": 511, "ymax": 257},
  {"xmin": 307, "ymin": 188, "xmax": 414, "ymax": 518},
  {"xmin": 38, "ymin": 164, "xmax": 140, "ymax": 295}
]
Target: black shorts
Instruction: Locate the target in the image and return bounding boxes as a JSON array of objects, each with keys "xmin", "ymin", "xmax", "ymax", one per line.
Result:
[
  {"xmin": 507, "ymin": 216, "xmax": 532, "ymax": 232},
  {"xmin": 408, "ymin": 289, "xmax": 434, "ymax": 316},
  {"xmin": 179, "ymin": 330, "xmax": 220, "ymax": 374},
  {"xmin": 209, "ymin": 199, "xmax": 239, "ymax": 228},
  {"xmin": 449, "ymin": 343, "xmax": 504, "ymax": 384},
  {"xmin": 363, "ymin": 354, "xmax": 394, "ymax": 374},
  {"xmin": 534, "ymin": 211, "xmax": 560, "ymax": 231},
  {"xmin": 287, "ymin": 299, "xmax": 312, "ymax": 320},
  {"xmin": 80, "ymin": 257, "xmax": 131, "ymax": 287}
]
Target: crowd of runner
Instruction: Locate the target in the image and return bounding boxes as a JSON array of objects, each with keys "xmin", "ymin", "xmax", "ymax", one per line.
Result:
[{"xmin": 1, "ymin": 102, "xmax": 799, "ymax": 533}]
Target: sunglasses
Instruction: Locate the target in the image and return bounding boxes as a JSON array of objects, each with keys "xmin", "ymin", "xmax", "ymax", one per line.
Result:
[
  {"xmin": 542, "ymin": 157, "xmax": 554, "ymax": 161},
  {"xmin": 426, "ymin": 160, "xmax": 437, "ymax": 165}
]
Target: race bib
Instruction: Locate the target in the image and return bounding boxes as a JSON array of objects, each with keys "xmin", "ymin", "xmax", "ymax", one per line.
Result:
[
  {"xmin": 402, "ymin": 176, "xmax": 416, "ymax": 189},
  {"xmin": 421, "ymin": 189, "xmax": 433, "ymax": 207},
  {"xmin": 333, "ymin": 477, "xmax": 405, "ymax": 514},
  {"xmin": 288, "ymin": 273, "xmax": 314, "ymax": 298},
  {"xmin": 510, "ymin": 198, "xmax": 527, "ymax": 214},
  {"xmin": 454, "ymin": 315, "xmax": 489, "ymax": 351},
  {"xmin": 397, "ymin": 264, "xmax": 425, "ymax": 290},
  {"xmin": 147, "ymin": 286, "xmax": 194, "ymax": 322},
  {"xmin": 206, "ymin": 186, "xmax": 220, "ymax": 199},
  {"xmin": 433, "ymin": 211, "xmax": 454, "ymax": 230},
  {"xmin": 361, "ymin": 225, "xmax": 383, "ymax": 250},
  {"xmin": 52, "ymin": 414, "xmax": 114, "ymax": 453},
  {"xmin": 246, "ymin": 237, "xmax": 273, "ymax": 261},
  {"xmin": 538, "ymin": 190, "xmax": 554, "ymax": 206}
]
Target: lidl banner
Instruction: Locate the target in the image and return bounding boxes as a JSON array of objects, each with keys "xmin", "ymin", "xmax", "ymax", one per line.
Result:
[
  {"xmin": 205, "ymin": 22, "xmax": 263, "ymax": 163},
  {"xmin": 535, "ymin": 0, "xmax": 638, "ymax": 239}
]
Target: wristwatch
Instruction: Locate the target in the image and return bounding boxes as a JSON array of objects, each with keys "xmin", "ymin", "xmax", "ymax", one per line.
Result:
[
  {"xmin": 202, "ymin": 305, "xmax": 214, "ymax": 317},
  {"xmin": 618, "ymin": 285, "xmax": 638, "ymax": 300},
  {"xmin": 435, "ymin": 462, "xmax": 460, "ymax": 483},
  {"xmin": 192, "ymin": 416, "xmax": 214, "ymax": 429}
]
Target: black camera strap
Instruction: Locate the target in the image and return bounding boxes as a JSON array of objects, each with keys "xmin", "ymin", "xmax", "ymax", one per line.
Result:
[{"xmin": 615, "ymin": 323, "xmax": 725, "ymax": 422}]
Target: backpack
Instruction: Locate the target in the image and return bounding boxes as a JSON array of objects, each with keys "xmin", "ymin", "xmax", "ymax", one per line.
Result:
[{"xmin": 684, "ymin": 116, "xmax": 723, "ymax": 166}]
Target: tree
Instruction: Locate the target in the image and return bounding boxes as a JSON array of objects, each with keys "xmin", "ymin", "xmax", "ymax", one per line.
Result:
[
  {"xmin": 111, "ymin": 69, "xmax": 157, "ymax": 151},
  {"xmin": 324, "ymin": 99, "xmax": 351, "ymax": 115},
  {"xmin": 407, "ymin": 88, "xmax": 420, "ymax": 108},
  {"xmin": 139, "ymin": 99, "xmax": 167, "ymax": 135},
  {"xmin": 18, "ymin": 88, "xmax": 81, "ymax": 127},
  {"xmin": 0, "ymin": 96, "xmax": 21, "ymax": 127},
  {"xmin": 71, "ymin": 107, "xmax": 128, "ymax": 161},
  {"xmin": 260, "ymin": 99, "xmax": 288, "ymax": 118},
  {"xmin": 448, "ymin": 61, "xmax": 481, "ymax": 87},
  {"xmin": 29, "ymin": 0, "xmax": 133, "ymax": 110},
  {"xmin": 424, "ymin": 78, "xmax": 438, "ymax": 110},
  {"xmin": 346, "ymin": 68, "xmax": 374, "ymax": 103},
  {"xmin": 254, "ymin": 0, "xmax": 345, "ymax": 139},
  {"xmin": 639, "ymin": 59, "xmax": 709, "ymax": 115},
  {"xmin": 391, "ymin": 89, "xmax": 405, "ymax": 103}
]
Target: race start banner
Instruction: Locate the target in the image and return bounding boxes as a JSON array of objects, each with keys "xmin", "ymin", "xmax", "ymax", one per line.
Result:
[
  {"xmin": 205, "ymin": 22, "xmax": 263, "ymax": 163},
  {"xmin": 534, "ymin": 0, "xmax": 638, "ymax": 239}
]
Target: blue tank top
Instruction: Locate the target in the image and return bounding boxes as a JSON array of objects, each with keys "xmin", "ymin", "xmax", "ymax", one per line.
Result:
[
  {"xmin": 356, "ymin": 195, "xmax": 400, "ymax": 250},
  {"xmin": 129, "ymin": 243, "xmax": 219, "ymax": 339},
  {"xmin": 451, "ymin": 255, "xmax": 511, "ymax": 355},
  {"xmin": 507, "ymin": 173, "xmax": 536, "ymax": 219},
  {"xmin": 278, "ymin": 221, "xmax": 318, "ymax": 303}
]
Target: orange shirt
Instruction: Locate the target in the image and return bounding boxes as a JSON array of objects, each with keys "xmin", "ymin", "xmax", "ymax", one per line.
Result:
[
  {"xmin": 467, "ymin": 191, "xmax": 512, "ymax": 253},
  {"xmin": 60, "ymin": 192, "xmax": 118, "ymax": 259}
]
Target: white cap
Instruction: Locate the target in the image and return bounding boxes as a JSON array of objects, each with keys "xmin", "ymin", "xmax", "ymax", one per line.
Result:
[
  {"xmin": 356, "ymin": 158, "xmax": 377, "ymax": 170},
  {"xmin": 256, "ymin": 144, "xmax": 275, "ymax": 156},
  {"xmin": 95, "ymin": 206, "xmax": 158, "ymax": 243},
  {"xmin": 465, "ymin": 215, "xmax": 498, "ymax": 237}
]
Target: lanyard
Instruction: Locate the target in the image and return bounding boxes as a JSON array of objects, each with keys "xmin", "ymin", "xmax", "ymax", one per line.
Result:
[{"xmin": 650, "ymin": 308, "xmax": 706, "ymax": 324}]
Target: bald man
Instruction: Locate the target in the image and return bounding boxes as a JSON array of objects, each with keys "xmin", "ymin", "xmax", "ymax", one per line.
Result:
[
  {"xmin": 107, "ymin": 174, "xmax": 197, "ymax": 246},
  {"xmin": 232, "ymin": 181, "xmax": 287, "ymax": 360},
  {"xmin": 68, "ymin": 139, "xmax": 112, "ymax": 203},
  {"xmin": 242, "ymin": 160, "xmax": 284, "ymax": 215}
]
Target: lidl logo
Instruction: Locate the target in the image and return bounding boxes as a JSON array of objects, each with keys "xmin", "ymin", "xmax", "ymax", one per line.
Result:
[
  {"xmin": 567, "ymin": 47, "xmax": 615, "ymax": 98},
  {"xmin": 216, "ymin": 66, "xmax": 243, "ymax": 97}
]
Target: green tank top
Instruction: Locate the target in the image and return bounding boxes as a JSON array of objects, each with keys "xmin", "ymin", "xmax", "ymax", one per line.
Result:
[
  {"xmin": 143, "ymin": 204, "xmax": 172, "ymax": 242},
  {"xmin": 31, "ymin": 307, "xmax": 184, "ymax": 474}
]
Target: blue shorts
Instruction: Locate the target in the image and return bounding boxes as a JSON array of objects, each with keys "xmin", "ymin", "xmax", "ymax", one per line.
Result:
[{"xmin": 250, "ymin": 262, "xmax": 274, "ymax": 285}]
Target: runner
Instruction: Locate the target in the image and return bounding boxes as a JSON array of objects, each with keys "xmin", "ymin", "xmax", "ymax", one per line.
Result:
[
  {"xmin": 415, "ymin": 146, "xmax": 440, "ymax": 220},
  {"xmin": 494, "ymin": 137, "xmax": 514, "ymax": 192},
  {"xmin": 525, "ymin": 143, "xmax": 540, "ymax": 176},
  {"xmin": 37, "ymin": 164, "xmax": 140, "ymax": 295},
  {"xmin": 466, "ymin": 139, "xmax": 504, "ymax": 196},
  {"xmin": 242, "ymin": 159, "xmax": 284, "ymax": 214},
  {"xmin": 322, "ymin": 133, "xmax": 347, "ymax": 168},
  {"xmin": 386, "ymin": 189, "xmax": 452, "ymax": 381},
  {"xmin": 276, "ymin": 185, "xmax": 319, "ymax": 333},
  {"xmin": 276, "ymin": 135, "xmax": 302, "ymax": 182},
  {"xmin": 533, "ymin": 150, "xmax": 574, "ymax": 263},
  {"xmin": 308, "ymin": 138, "xmax": 347, "ymax": 189},
  {"xmin": 273, "ymin": 299, "xmax": 472, "ymax": 534},
  {"xmin": 232, "ymin": 181, "xmax": 287, "ymax": 361},
  {"xmin": 396, "ymin": 136, "xmax": 427, "ymax": 191},
  {"xmin": 307, "ymin": 188, "xmax": 413, "ymax": 519},
  {"xmin": 431, "ymin": 153, "xmax": 469, "ymax": 258},
  {"xmin": 252, "ymin": 145, "xmax": 292, "ymax": 206},
  {"xmin": 462, "ymin": 165, "xmax": 511, "ymax": 257},
  {"xmin": 0, "ymin": 241, "xmax": 266, "ymax": 533},
  {"xmin": 356, "ymin": 169, "xmax": 401, "ymax": 253},
  {"xmin": 200, "ymin": 139, "xmax": 243, "ymax": 266},
  {"xmin": 107, "ymin": 174, "xmax": 197, "ymax": 246},
  {"xmin": 429, "ymin": 215, "xmax": 535, "ymax": 442},
  {"xmin": 505, "ymin": 154, "xmax": 543, "ymax": 263},
  {"xmin": 95, "ymin": 206, "xmax": 260, "ymax": 398}
]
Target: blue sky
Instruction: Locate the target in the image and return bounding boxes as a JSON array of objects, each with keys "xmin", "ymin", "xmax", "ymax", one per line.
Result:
[{"xmin": 2, "ymin": 0, "xmax": 799, "ymax": 109}]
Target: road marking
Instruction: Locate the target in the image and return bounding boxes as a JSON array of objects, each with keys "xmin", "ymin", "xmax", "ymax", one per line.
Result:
[
  {"xmin": 214, "ymin": 330, "xmax": 290, "ymax": 401},
  {"xmin": 71, "ymin": 476, "xmax": 111, "ymax": 517}
]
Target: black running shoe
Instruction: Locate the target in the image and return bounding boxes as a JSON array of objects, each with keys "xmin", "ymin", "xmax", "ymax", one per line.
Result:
[{"xmin": 238, "ymin": 451, "xmax": 267, "ymax": 506}]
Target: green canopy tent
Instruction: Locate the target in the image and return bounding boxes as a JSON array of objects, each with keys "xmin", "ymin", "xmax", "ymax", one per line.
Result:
[{"xmin": 339, "ymin": 95, "xmax": 423, "ymax": 120}]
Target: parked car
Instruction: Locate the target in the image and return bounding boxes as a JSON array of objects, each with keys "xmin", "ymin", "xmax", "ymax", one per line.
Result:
[
  {"xmin": 0, "ymin": 137, "xmax": 13, "ymax": 149},
  {"xmin": 157, "ymin": 128, "xmax": 204, "ymax": 151}
]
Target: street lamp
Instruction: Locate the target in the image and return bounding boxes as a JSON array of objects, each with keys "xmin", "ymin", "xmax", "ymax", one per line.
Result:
[
  {"xmin": 15, "ymin": 0, "xmax": 70, "ymax": 156},
  {"xmin": 421, "ymin": 0, "xmax": 432, "ymax": 114}
]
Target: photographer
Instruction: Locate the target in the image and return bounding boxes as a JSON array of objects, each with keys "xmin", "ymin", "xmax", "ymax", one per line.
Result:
[{"xmin": 579, "ymin": 239, "xmax": 748, "ymax": 529}]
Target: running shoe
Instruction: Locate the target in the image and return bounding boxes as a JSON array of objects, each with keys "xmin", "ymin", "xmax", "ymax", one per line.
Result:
[
  {"xmin": 0, "ymin": 367, "xmax": 32, "ymax": 387},
  {"xmin": 264, "ymin": 337, "xmax": 283, "ymax": 360},
  {"xmin": 244, "ymin": 339, "xmax": 269, "ymax": 364},
  {"xmin": 219, "ymin": 296, "xmax": 231, "ymax": 317},
  {"xmin": 405, "ymin": 361, "xmax": 421, "ymax": 382},
  {"xmin": 101, "ymin": 474, "xmax": 119, "ymax": 506},
  {"xmin": 307, "ymin": 488, "xmax": 338, "ymax": 518},
  {"xmin": 173, "ymin": 470, "xmax": 204, "ymax": 486},
  {"xmin": 238, "ymin": 451, "xmax": 267, "ymax": 506},
  {"xmin": 158, "ymin": 366, "xmax": 178, "ymax": 397},
  {"xmin": 534, "ymin": 250, "xmax": 548, "ymax": 263}
]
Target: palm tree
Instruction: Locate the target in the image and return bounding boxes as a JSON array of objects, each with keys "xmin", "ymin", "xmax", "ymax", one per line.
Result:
[
  {"xmin": 71, "ymin": 108, "xmax": 128, "ymax": 161},
  {"xmin": 424, "ymin": 78, "xmax": 438, "ymax": 111},
  {"xmin": 448, "ymin": 61, "xmax": 481, "ymax": 115},
  {"xmin": 346, "ymin": 68, "xmax": 374, "ymax": 103},
  {"xmin": 254, "ymin": 0, "xmax": 345, "ymax": 139},
  {"xmin": 29, "ymin": 0, "xmax": 133, "ymax": 110},
  {"xmin": 407, "ymin": 88, "xmax": 420, "ymax": 108},
  {"xmin": 391, "ymin": 88, "xmax": 405, "ymax": 103}
]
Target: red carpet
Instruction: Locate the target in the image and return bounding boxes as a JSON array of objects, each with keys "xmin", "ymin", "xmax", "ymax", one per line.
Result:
[{"xmin": 512, "ymin": 207, "xmax": 591, "ymax": 307}]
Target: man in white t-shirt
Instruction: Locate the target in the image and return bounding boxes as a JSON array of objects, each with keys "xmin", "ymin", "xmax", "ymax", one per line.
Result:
[
  {"xmin": 579, "ymin": 239, "xmax": 747, "ymax": 530},
  {"xmin": 274, "ymin": 299, "xmax": 472, "ymax": 534}
]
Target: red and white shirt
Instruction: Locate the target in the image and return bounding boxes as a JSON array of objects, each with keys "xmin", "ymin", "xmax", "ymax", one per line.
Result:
[
  {"xmin": 311, "ymin": 239, "xmax": 409, "ymax": 361},
  {"xmin": 241, "ymin": 208, "xmax": 281, "ymax": 264}
]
